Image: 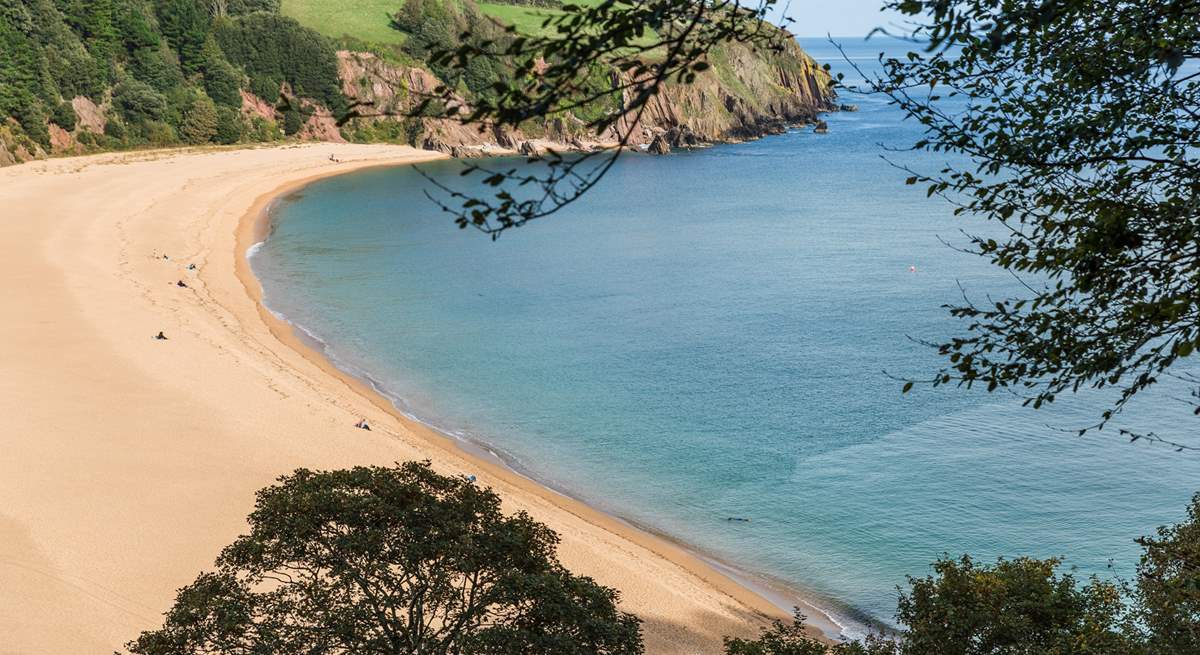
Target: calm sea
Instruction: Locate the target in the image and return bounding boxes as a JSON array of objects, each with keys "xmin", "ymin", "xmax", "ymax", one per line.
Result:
[{"xmin": 251, "ymin": 38, "xmax": 1198, "ymax": 636}]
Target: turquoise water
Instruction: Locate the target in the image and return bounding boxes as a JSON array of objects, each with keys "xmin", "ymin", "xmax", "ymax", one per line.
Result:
[{"xmin": 252, "ymin": 38, "xmax": 1198, "ymax": 636}]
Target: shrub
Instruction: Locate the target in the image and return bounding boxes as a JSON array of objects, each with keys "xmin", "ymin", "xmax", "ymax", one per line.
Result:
[
  {"xmin": 51, "ymin": 101, "xmax": 77, "ymax": 131},
  {"xmin": 113, "ymin": 78, "xmax": 168, "ymax": 123},
  {"xmin": 179, "ymin": 93, "xmax": 218, "ymax": 144},
  {"xmin": 281, "ymin": 107, "xmax": 303, "ymax": 135},
  {"xmin": 213, "ymin": 105, "xmax": 242, "ymax": 144}
]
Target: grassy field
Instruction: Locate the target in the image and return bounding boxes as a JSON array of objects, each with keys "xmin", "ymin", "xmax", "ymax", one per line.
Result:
[
  {"xmin": 476, "ymin": 2, "xmax": 564, "ymax": 37},
  {"xmin": 281, "ymin": 0, "xmax": 406, "ymax": 44}
]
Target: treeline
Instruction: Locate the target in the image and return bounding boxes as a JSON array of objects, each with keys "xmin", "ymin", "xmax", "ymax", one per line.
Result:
[{"xmin": 0, "ymin": 0, "xmax": 341, "ymax": 156}]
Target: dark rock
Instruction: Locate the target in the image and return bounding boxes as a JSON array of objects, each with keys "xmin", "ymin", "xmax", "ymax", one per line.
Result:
[
  {"xmin": 648, "ymin": 133, "xmax": 671, "ymax": 155},
  {"xmin": 839, "ymin": 103, "xmax": 859, "ymax": 112},
  {"xmin": 813, "ymin": 120, "xmax": 829, "ymax": 134},
  {"xmin": 518, "ymin": 140, "xmax": 541, "ymax": 157}
]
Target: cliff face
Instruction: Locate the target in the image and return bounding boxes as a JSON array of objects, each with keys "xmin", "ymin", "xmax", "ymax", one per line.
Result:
[{"xmin": 336, "ymin": 37, "xmax": 835, "ymax": 156}]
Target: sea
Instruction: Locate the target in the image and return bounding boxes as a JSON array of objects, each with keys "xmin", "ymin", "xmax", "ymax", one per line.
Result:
[{"xmin": 250, "ymin": 37, "xmax": 1199, "ymax": 637}]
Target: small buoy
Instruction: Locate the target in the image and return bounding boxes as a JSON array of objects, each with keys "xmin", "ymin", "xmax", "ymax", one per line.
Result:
[{"xmin": 909, "ymin": 265, "xmax": 917, "ymax": 273}]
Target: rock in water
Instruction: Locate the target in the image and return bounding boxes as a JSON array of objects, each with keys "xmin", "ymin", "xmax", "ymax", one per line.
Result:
[
  {"xmin": 648, "ymin": 133, "xmax": 671, "ymax": 155},
  {"xmin": 814, "ymin": 120, "xmax": 829, "ymax": 134},
  {"xmin": 839, "ymin": 103, "xmax": 859, "ymax": 112}
]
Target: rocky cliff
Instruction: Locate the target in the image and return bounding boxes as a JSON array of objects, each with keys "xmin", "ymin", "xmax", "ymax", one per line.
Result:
[{"xmin": 335, "ymin": 35, "xmax": 835, "ymax": 156}]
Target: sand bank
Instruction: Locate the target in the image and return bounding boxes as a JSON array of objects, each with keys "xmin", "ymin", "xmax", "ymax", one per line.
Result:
[{"xmin": 0, "ymin": 144, "xmax": 814, "ymax": 654}]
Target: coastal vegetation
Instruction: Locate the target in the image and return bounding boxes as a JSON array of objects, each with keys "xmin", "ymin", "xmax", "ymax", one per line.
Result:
[
  {"xmin": 128, "ymin": 462, "xmax": 643, "ymax": 655},
  {"xmin": 0, "ymin": 0, "xmax": 832, "ymax": 165},
  {"xmin": 727, "ymin": 496, "xmax": 1200, "ymax": 654},
  {"xmin": 130, "ymin": 463, "xmax": 1200, "ymax": 655}
]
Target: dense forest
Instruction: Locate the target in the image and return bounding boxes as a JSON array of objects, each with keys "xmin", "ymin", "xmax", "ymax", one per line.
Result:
[{"xmin": 0, "ymin": 0, "xmax": 348, "ymax": 158}]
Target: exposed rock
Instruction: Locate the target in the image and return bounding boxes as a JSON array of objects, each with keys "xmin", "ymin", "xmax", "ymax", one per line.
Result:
[
  {"xmin": 298, "ymin": 107, "xmax": 345, "ymax": 143},
  {"xmin": 518, "ymin": 140, "xmax": 541, "ymax": 157},
  {"xmin": 48, "ymin": 123, "xmax": 82, "ymax": 154},
  {"xmin": 71, "ymin": 96, "xmax": 105, "ymax": 134},
  {"xmin": 839, "ymin": 103, "xmax": 859, "ymax": 112},
  {"xmin": 648, "ymin": 133, "xmax": 671, "ymax": 155},
  {"xmin": 240, "ymin": 90, "xmax": 276, "ymax": 122},
  {"xmin": 814, "ymin": 120, "xmax": 829, "ymax": 134}
]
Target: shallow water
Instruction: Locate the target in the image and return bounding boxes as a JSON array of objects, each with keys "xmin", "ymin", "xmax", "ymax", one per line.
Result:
[{"xmin": 252, "ymin": 38, "xmax": 1199, "ymax": 635}]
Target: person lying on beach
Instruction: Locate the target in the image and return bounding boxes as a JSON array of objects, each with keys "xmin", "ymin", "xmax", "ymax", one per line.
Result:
[
  {"xmin": 354, "ymin": 419, "xmax": 370, "ymax": 430},
  {"xmin": 154, "ymin": 331, "xmax": 168, "ymax": 340}
]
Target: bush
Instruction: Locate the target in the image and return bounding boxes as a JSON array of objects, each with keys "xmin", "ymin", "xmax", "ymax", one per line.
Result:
[
  {"xmin": 213, "ymin": 106, "xmax": 242, "ymax": 144},
  {"xmin": 104, "ymin": 117, "xmax": 127, "ymax": 140},
  {"xmin": 51, "ymin": 101, "xmax": 77, "ymax": 131},
  {"xmin": 113, "ymin": 78, "xmax": 168, "ymax": 123},
  {"xmin": 281, "ymin": 108, "xmax": 303, "ymax": 135},
  {"xmin": 127, "ymin": 462, "xmax": 644, "ymax": 655},
  {"xmin": 179, "ymin": 93, "xmax": 218, "ymax": 144},
  {"xmin": 201, "ymin": 39, "xmax": 242, "ymax": 107}
]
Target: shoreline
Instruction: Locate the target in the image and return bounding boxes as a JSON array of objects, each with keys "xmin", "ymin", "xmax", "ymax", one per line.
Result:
[
  {"xmin": 235, "ymin": 155, "xmax": 850, "ymax": 641},
  {"xmin": 0, "ymin": 143, "xmax": 835, "ymax": 653}
]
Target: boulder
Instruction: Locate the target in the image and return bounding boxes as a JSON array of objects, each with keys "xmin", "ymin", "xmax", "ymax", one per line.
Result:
[
  {"xmin": 813, "ymin": 120, "xmax": 829, "ymax": 134},
  {"xmin": 648, "ymin": 133, "xmax": 671, "ymax": 155}
]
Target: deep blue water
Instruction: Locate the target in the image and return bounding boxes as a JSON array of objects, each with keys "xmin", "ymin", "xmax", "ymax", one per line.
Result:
[{"xmin": 252, "ymin": 38, "xmax": 1198, "ymax": 635}]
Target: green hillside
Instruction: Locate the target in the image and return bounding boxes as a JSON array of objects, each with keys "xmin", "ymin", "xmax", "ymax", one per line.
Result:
[{"xmin": 280, "ymin": 0, "xmax": 406, "ymax": 44}]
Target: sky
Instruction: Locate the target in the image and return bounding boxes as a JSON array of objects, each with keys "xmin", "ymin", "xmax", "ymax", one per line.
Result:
[{"xmin": 779, "ymin": 0, "xmax": 907, "ymax": 37}]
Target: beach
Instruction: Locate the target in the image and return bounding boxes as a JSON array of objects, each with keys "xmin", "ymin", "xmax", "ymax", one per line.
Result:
[{"xmin": 0, "ymin": 143, "xmax": 797, "ymax": 655}]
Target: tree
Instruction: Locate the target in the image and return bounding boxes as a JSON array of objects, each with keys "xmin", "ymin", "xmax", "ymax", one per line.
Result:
[
  {"xmin": 860, "ymin": 1, "xmax": 1200, "ymax": 442},
  {"xmin": 179, "ymin": 92, "xmax": 217, "ymax": 143},
  {"xmin": 128, "ymin": 461, "xmax": 644, "ymax": 655},
  {"xmin": 724, "ymin": 494, "xmax": 1200, "ymax": 655},
  {"xmin": 156, "ymin": 0, "xmax": 209, "ymax": 74}
]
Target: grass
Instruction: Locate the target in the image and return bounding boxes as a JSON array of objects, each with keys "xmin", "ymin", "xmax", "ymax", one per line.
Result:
[
  {"xmin": 281, "ymin": 0, "xmax": 407, "ymax": 45},
  {"xmin": 476, "ymin": 3, "xmax": 564, "ymax": 37}
]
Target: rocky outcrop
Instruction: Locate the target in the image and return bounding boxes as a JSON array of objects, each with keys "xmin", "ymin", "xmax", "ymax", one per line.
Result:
[
  {"xmin": 332, "ymin": 37, "xmax": 834, "ymax": 156},
  {"xmin": 71, "ymin": 96, "xmax": 106, "ymax": 134}
]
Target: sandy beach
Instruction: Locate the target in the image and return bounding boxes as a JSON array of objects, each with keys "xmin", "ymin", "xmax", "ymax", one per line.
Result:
[{"xmin": 0, "ymin": 143, "xmax": 797, "ymax": 654}]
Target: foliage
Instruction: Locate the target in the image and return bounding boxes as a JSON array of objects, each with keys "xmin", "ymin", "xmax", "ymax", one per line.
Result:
[
  {"xmin": 226, "ymin": 0, "xmax": 279, "ymax": 15},
  {"xmin": 870, "ymin": 0, "xmax": 1200, "ymax": 441},
  {"xmin": 113, "ymin": 77, "xmax": 168, "ymax": 123},
  {"xmin": 128, "ymin": 461, "xmax": 644, "ymax": 655},
  {"xmin": 213, "ymin": 11, "xmax": 345, "ymax": 112},
  {"xmin": 200, "ymin": 38, "xmax": 242, "ymax": 107},
  {"xmin": 179, "ymin": 91, "xmax": 218, "ymax": 143},
  {"xmin": 213, "ymin": 105, "xmax": 242, "ymax": 143},
  {"xmin": 1133, "ymin": 493, "xmax": 1200, "ymax": 652},
  {"xmin": 280, "ymin": 107, "xmax": 303, "ymax": 135},
  {"xmin": 726, "ymin": 494, "xmax": 1200, "ymax": 655},
  {"xmin": 51, "ymin": 101, "xmax": 77, "ymax": 130},
  {"xmin": 156, "ymin": 0, "xmax": 210, "ymax": 74}
]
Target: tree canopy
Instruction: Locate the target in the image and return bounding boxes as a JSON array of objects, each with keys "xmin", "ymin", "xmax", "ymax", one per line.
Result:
[
  {"xmin": 867, "ymin": 0, "xmax": 1200, "ymax": 444},
  {"xmin": 127, "ymin": 461, "xmax": 643, "ymax": 655}
]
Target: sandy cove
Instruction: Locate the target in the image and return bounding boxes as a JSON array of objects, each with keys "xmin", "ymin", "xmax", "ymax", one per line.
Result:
[{"xmin": 0, "ymin": 143, "xmax": 804, "ymax": 654}]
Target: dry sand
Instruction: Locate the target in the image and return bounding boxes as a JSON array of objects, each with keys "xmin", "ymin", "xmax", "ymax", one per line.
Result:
[{"xmin": 0, "ymin": 143, "xmax": 797, "ymax": 654}]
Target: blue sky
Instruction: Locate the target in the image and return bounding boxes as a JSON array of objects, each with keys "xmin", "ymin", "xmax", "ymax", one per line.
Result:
[{"xmin": 778, "ymin": 0, "xmax": 907, "ymax": 37}]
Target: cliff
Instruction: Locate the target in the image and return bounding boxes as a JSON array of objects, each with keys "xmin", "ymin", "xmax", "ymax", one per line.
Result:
[{"xmin": 336, "ymin": 36, "xmax": 835, "ymax": 156}]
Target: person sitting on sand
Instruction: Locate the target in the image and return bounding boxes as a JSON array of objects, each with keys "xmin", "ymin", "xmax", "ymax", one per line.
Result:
[
  {"xmin": 154, "ymin": 331, "xmax": 168, "ymax": 340},
  {"xmin": 354, "ymin": 419, "xmax": 370, "ymax": 431},
  {"xmin": 176, "ymin": 280, "xmax": 188, "ymax": 288}
]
